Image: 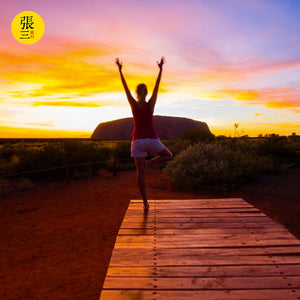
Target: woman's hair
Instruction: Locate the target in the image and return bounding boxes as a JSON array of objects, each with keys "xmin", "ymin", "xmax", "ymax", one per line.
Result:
[{"xmin": 136, "ymin": 83, "xmax": 148, "ymax": 98}]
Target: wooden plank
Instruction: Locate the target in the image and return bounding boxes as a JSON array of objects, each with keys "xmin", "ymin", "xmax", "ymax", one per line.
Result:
[
  {"xmin": 116, "ymin": 234, "xmax": 267, "ymax": 243},
  {"xmin": 114, "ymin": 239, "xmax": 300, "ymax": 249},
  {"xmin": 129, "ymin": 198, "xmax": 252, "ymax": 204},
  {"xmin": 123, "ymin": 216, "xmax": 269, "ymax": 223},
  {"xmin": 118, "ymin": 227, "xmax": 290, "ymax": 235},
  {"xmin": 114, "ymin": 235, "xmax": 300, "ymax": 247},
  {"xmin": 125, "ymin": 211, "xmax": 268, "ymax": 218},
  {"xmin": 120, "ymin": 221, "xmax": 286, "ymax": 229},
  {"xmin": 100, "ymin": 289, "xmax": 300, "ymax": 300},
  {"xmin": 128, "ymin": 201, "xmax": 257, "ymax": 207},
  {"xmin": 109, "ymin": 246, "xmax": 300, "ymax": 260},
  {"xmin": 109, "ymin": 241, "xmax": 300, "ymax": 262},
  {"xmin": 106, "ymin": 264, "xmax": 300, "ymax": 277},
  {"xmin": 126, "ymin": 205, "xmax": 261, "ymax": 210},
  {"xmin": 109, "ymin": 254, "xmax": 300, "ymax": 266},
  {"xmin": 100, "ymin": 199, "xmax": 300, "ymax": 299},
  {"xmin": 103, "ymin": 276, "xmax": 300, "ymax": 289}
]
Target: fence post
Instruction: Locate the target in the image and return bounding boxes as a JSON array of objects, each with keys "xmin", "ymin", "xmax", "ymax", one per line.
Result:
[
  {"xmin": 65, "ymin": 164, "xmax": 70, "ymax": 185},
  {"xmin": 112, "ymin": 155, "xmax": 118, "ymax": 176}
]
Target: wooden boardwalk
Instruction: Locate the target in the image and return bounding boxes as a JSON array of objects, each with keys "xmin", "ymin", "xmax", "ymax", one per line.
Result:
[{"xmin": 100, "ymin": 199, "xmax": 300, "ymax": 299}]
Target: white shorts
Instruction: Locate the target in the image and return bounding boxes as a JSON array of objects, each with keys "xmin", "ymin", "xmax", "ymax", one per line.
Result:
[{"xmin": 131, "ymin": 138, "xmax": 165, "ymax": 158}]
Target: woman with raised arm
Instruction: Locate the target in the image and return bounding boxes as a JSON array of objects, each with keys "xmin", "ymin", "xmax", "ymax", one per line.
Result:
[{"xmin": 116, "ymin": 57, "xmax": 173, "ymax": 211}]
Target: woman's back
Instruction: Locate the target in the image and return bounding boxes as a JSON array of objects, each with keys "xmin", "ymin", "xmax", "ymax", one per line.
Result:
[{"xmin": 131, "ymin": 101, "xmax": 158, "ymax": 141}]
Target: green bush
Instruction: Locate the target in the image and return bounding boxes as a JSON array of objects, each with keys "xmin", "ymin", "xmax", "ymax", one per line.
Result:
[
  {"xmin": 12, "ymin": 143, "xmax": 65, "ymax": 174},
  {"xmin": 112, "ymin": 141, "xmax": 131, "ymax": 159},
  {"xmin": 109, "ymin": 141, "xmax": 135, "ymax": 172},
  {"xmin": 63, "ymin": 141, "xmax": 111, "ymax": 178},
  {"xmin": 165, "ymin": 139, "xmax": 191, "ymax": 156},
  {"xmin": 256, "ymin": 136, "xmax": 299, "ymax": 166},
  {"xmin": 64, "ymin": 141, "xmax": 110, "ymax": 164},
  {"xmin": 179, "ymin": 128, "xmax": 215, "ymax": 144},
  {"xmin": 3, "ymin": 141, "xmax": 112, "ymax": 179},
  {"xmin": 164, "ymin": 142, "xmax": 275, "ymax": 190}
]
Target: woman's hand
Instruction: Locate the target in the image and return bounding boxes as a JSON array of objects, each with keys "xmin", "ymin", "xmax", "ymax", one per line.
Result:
[
  {"xmin": 157, "ymin": 57, "xmax": 166, "ymax": 70},
  {"xmin": 115, "ymin": 58, "xmax": 122, "ymax": 71}
]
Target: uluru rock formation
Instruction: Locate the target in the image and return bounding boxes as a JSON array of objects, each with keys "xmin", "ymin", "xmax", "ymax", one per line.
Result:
[{"xmin": 91, "ymin": 115, "xmax": 212, "ymax": 139}]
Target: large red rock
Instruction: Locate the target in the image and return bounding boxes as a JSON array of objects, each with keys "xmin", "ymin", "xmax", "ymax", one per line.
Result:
[{"xmin": 91, "ymin": 115, "xmax": 211, "ymax": 139}]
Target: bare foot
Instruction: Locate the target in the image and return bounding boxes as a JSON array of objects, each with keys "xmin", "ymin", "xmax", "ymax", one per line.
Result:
[{"xmin": 144, "ymin": 201, "xmax": 150, "ymax": 212}]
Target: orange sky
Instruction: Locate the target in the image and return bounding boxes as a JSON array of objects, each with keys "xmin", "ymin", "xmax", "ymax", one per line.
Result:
[{"xmin": 1, "ymin": 0, "xmax": 299, "ymax": 137}]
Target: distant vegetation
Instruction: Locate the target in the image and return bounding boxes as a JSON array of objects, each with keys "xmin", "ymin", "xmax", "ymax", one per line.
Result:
[
  {"xmin": 165, "ymin": 134, "xmax": 300, "ymax": 191},
  {"xmin": 0, "ymin": 133, "xmax": 299, "ymax": 195},
  {"xmin": 0, "ymin": 139, "xmax": 132, "ymax": 195}
]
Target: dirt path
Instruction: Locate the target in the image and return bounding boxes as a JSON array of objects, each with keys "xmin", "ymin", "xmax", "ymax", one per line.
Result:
[
  {"xmin": 232, "ymin": 166, "xmax": 300, "ymax": 240},
  {"xmin": 1, "ymin": 167, "xmax": 299, "ymax": 300}
]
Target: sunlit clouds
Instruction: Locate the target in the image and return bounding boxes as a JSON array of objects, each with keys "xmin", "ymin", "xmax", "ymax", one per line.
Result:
[
  {"xmin": 207, "ymin": 87, "xmax": 300, "ymax": 112},
  {"xmin": 1, "ymin": 0, "xmax": 300, "ymax": 137}
]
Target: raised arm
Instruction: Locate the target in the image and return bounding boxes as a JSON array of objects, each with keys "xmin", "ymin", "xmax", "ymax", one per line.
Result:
[
  {"xmin": 149, "ymin": 57, "xmax": 165, "ymax": 110},
  {"xmin": 115, "ymin": 58, "xmax": 136, "ymax": 107}
]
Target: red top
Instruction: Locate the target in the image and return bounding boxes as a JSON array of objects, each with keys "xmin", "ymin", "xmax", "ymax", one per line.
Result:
[{"xmin": 131, "ymin": 101, "xmax": 158, "ymax": 141}]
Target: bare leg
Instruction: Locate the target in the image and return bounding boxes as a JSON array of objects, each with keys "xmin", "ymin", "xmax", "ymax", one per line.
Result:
[
  {"xmin": 134, "ymin": 157, "xmax": 149, "ymax": 210},
  {"xmin": 147, "ymin": 146, "xmax": 173, "ymax": 167}
]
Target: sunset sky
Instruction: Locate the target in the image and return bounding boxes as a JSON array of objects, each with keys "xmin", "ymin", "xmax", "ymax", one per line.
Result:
[{"xmin": 1, "ymin": 0, "xmax": 299, "ymax": 137}]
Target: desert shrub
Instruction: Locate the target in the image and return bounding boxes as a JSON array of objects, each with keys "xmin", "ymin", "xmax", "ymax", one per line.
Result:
[
  {"xmin": 0, "ymin": 145, "xmax": 15, "ymax": 160},
  {"xmin": 288, "ymin": 141, "xmax": 300, "ymax": 152},
  {"xmin": 5, "ymin": 141, "xmax": 112, "ymax": 179},
  {"xmin": 64, "ymin": 141, "xmax": 111, "ymax": 163},
  {"xmin": 256, "ymin": 136, "xmax": 287, "ymax": 156},
  {"xmin": 179, "ymin": 128, "xmax": 215, "ymax": 144},
  {"xmin": 0, "ymin": 179, "xmax": 11, "ymax": 196},
  {"xmin": 0, "ymin": 144, "xmax": 24, "ymax": 175},
  {"xmin": 0, "ymin": 178, "xmax": 33, "ymax": 196},
  {"xmin": 164, "ymin": 143, "xmax": 275, "ymax": 190},
  {"xmin": 108, "ymin": 141, "xmax": 135, "ymax": 172},
  {"xmin": 166, "ymin": 139, "xmax": 191, "ymax": 156},
  {"xmin": 11, "ymin": 143, "xmax": 65, "ymax": 175},
  {"xmin": 17, "ymin": 177, "xmax": 34, "ymax": 191},
  {"xmin": 255, "ymin": 136, "xmax": 299, "ymax": 166},
  {"xmin": 70, "ymin": 166, "xmax": 94, "ymax": 179},
  {"xmin": 63, "ymin": 141, "xmax": 111, "ymax": 178},
  {"xmin": 112, "ymin": 141, "xmax": 131, "ymax": 159}
]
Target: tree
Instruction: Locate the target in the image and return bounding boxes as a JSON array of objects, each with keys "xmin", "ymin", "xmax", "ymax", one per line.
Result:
[{"xmin": 234, "ymin": 123, "xmax": 239, "ymax": 138}]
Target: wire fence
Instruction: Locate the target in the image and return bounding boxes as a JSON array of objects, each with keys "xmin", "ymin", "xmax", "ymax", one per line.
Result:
[{"xmin": 0, "ymin": 156, "xmax": 134, "ymax": 185}]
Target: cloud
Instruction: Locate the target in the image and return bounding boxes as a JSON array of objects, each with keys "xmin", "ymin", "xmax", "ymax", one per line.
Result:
[
  {"xmin": 32, "ymin": 99, "xmax": 124, "ymax": 107},
  {"xmin": 0, "ymin": 36, "xmax": 169, "ymax": 104},
  {"xmin": 208, "ymin": 87, "xmax": 300, "ymax": 112},
  {"xmin": 25, "ymin": 122, "xmax": 54, "ymax": 127},
  {"xmin": 33, "ymin": 101, "xmax": 100, "ymax": 107},
  {"xmin": 195, "ymin": 57, "xmax": 300, "ymax": 84},
  {"xmin": 251, "ymin": 58, "xmax": 300, "ymax": 74},
  {"xmin": 0, "ymin": 40, "xmax": 117, "ymax": 96}
]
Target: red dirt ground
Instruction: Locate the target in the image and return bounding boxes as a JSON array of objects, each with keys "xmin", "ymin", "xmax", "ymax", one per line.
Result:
[{"xmin": 1, "ymin": 167, "xmax": 299, "ymax": 300}]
